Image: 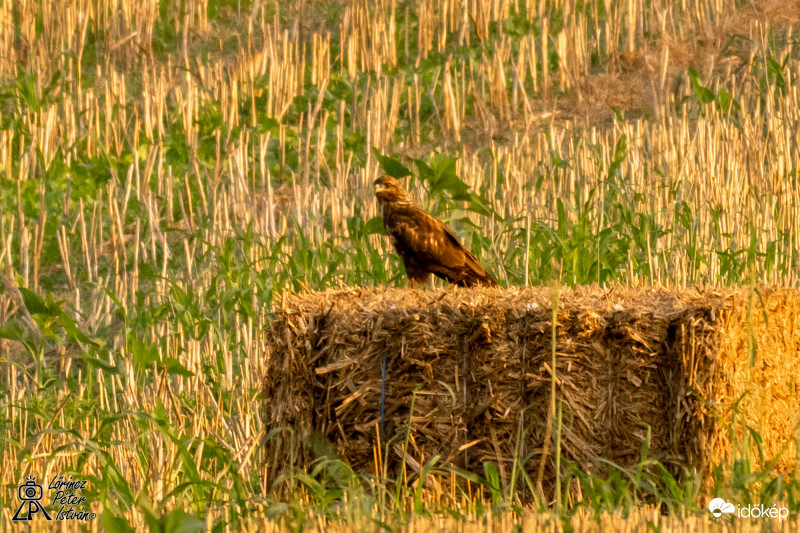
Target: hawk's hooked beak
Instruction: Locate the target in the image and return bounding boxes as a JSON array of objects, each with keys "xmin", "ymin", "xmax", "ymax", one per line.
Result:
[{"xmin": 374, "ymin": 182, "xmax": 387, "ymax": 193}]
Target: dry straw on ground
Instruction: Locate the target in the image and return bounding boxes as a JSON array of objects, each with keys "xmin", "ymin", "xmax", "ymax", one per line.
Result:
[{"xmin": 263, "ymin": 285, "xmax": 799, "ymax": 495}]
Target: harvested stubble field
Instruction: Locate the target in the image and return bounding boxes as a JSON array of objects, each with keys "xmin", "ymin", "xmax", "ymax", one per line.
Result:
[{"xmin": 1, "ymin": 0, "xmax": 800, "ymax": 530}]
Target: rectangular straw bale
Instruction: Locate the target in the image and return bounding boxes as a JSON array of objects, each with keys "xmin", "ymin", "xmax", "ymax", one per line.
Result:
[{"xmin": 262, "ymin": 286, "xmax": 799, "ymax": 495}]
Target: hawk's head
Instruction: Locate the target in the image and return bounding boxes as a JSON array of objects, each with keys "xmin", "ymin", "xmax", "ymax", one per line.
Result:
[{"xmin": 373, "ymin": 176, "xmax": 408, "ymax": 204}]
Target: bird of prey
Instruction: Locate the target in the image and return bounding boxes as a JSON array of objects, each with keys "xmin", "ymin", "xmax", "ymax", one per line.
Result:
[{"xmin": 373, "ymin": 176, "xmax": 497, "ymax": 287}]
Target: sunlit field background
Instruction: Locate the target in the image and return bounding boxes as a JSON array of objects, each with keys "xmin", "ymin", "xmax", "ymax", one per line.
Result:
[{"xmin": 1, "ymin": 0, "xmax": 799, "ymax": 530}]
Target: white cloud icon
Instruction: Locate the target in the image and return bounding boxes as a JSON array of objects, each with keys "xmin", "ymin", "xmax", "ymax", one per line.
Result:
[{"xmin": 708, "ymin": 498, "xmax": 735, "ymax": 517}]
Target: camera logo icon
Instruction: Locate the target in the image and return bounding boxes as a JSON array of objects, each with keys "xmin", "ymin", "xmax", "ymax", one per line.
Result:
[
  {"xmin": 12, "ymin": 476, "xmax": 51, "ymax": 521},
  {"xmin": 19, "ymin": 478, "xmax": 43, "ymax": 501}
]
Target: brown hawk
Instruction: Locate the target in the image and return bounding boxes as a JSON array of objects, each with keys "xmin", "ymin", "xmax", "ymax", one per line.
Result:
[{"xmin": 373, "ymin": 176, "xmax": 498, "ymax": 287}]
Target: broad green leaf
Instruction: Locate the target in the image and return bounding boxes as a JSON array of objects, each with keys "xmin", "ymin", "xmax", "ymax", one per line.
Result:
[
  {"xmin": 19, "ymin": 287, "xmax": 49, "ymax": 315},
  {"xmin": 372, "ymin": 148, "xmax": 412, "ymax": 178},
  {"xmin": 0, "ymin": 320, "xmax": 25, "ymax": 341},
  {"xmin": 688, "ymin": 68, "xmax": 714, "ymax": 104},
  {"xmin": 164, "ymin": 357, "xmax": 195, "ymax": 378},
  {"xmin": 366, "ymin": 216, "xmax": 387, "ymax": 235}
]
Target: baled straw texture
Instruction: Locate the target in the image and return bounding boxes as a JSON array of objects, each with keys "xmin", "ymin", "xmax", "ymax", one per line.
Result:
[{"xmin": 263, "ymin": 286, "xmax": 799, "ymax": 495}]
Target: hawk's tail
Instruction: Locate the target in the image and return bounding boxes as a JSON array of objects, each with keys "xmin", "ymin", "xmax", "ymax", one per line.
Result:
[
  {"xmin": 460, "ymin": 254, "xmax": 499, "ymax": 287},
  {"xmin": 464, "ymin": 271, "xmax": 498, "ymax": 287}
]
